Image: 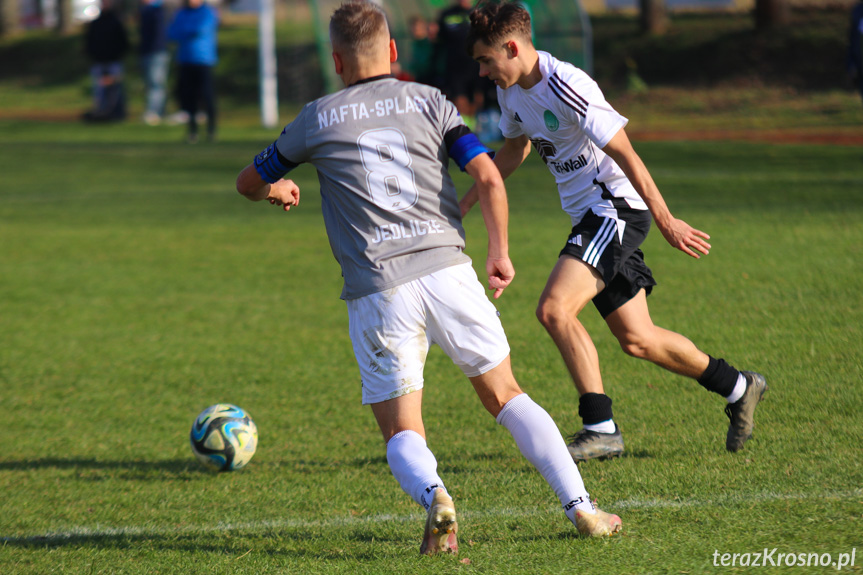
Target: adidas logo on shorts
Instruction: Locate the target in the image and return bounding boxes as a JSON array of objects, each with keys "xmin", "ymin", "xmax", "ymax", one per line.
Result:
[{"xmin": 568, "ymin": 234, "xmax": 583, "ymax": 247}]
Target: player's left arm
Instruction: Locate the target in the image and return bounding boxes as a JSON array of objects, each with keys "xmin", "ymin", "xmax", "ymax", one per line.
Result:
[
  {"xmin": 464, "ymin": 152, "xmax": 514, "ymax": 299},
  {"xmin": 602, "ymin": 128, "xmax": 711, "ymax": 259},
  {"xmin": 460, "ymin": 134, "xmax": 531, "ymax": 218},
  {"xmin": 236, "ymin": 164, "xmax": 300, "ymax": 211}
]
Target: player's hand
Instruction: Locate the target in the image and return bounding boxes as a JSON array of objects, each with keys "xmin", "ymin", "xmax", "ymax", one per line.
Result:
[
  {"xmin": 486, "ymin": 256, "xmax": 515, "ymax": 299},
  {"xmin": 267, "ymin": 179, "xmax": 300, "ymax": 211},
  {"xmin": 660, "ymin": 217, "xmax": 711, "ymax": 258}
]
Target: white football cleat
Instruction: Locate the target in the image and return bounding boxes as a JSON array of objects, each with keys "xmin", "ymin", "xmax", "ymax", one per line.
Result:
[
  {"xmin": 575, "ymin": 507, "xmax": 622, "ymax": 537},
  {"xmin": 419, "ymin": 488, "xmax": 458, "ymax": 555}
]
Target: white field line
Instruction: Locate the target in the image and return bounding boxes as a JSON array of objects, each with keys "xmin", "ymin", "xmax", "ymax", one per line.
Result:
[{"xmin": 4, "ymin": 488, "xmax": 861, "ymax": 545}]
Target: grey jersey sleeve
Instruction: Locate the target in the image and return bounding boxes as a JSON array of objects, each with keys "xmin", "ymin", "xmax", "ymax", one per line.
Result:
[{"xmin": 252, "ymin": 105, "xmax": 310, "ymax": 183}]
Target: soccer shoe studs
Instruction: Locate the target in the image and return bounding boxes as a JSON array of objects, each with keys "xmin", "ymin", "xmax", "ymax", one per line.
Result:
[
  {"xmin": 567, "ymin": 424, "xmax": 625, "ymax": 462},
  {"xmin": 725, "ymin": 371, "xmax": 768, "ymax": 452},
  {"xmin": 420, "ymin": 488, "xmax": 459, "ymax": 555},
  {"xmin": 575, "ymin": 508, "xmax": 623, "ymax": 537}
]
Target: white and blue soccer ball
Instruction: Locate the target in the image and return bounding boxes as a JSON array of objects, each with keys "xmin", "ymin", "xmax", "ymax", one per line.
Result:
[{"xmin": 190, "ymin": 404, "xmax": 258, "ymax": 471}]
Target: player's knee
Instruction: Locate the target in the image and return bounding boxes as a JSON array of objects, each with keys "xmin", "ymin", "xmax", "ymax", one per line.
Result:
[
  {"xmin": 535, "ymin": 297, "xmax": 562, "ymax": 329},
  {"xmin": 536, "ymin": 294, "xmax": 586, "ymax": 330},
  {"xmin": 618, "ymin": 333, "xmax": 652, "ymax": 359}
]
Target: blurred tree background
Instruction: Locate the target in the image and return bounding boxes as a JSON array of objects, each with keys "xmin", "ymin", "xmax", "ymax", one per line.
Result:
[{"xmin": 0, "ymin": 0, "xmax": 859, "ymax": 125}]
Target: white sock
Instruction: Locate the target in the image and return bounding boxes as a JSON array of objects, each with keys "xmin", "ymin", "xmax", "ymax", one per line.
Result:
[
  {"xmin": 726, "ymin": 373, "xmax": 747, "ymax": 403},
  {"xmin": 583, "ymin": 419, "xmax": 616, "ymax": 434},
  {"xmin": 496, "ymin": 393, "xmax": 596, "ymax": 520},
  {"xmin": 386, "ymin": 430, "xmax": 447, "ymax": 510}
]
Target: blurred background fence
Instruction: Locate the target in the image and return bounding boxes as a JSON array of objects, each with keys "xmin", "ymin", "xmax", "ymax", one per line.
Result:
[{"xmin": 1, "ymin": 0, "xmax": 859, "ymax": 118}]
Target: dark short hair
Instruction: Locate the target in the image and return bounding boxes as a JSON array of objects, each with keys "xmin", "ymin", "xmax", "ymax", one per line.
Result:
[
  {"xmin": 467, "ymin": 1, "xmax": 532, "ymax": 55},
  {"xmin": 330, "ymin": 1, "xmax": 389, "ymax": 54}
]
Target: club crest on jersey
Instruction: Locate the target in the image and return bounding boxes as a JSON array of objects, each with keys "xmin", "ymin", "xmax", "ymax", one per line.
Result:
[{"xmin": 543, "ymin": 110, "xmax": 559, "ymax": 132}]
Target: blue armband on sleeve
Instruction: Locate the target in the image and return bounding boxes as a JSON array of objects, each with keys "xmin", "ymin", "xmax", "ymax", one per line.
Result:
[
  {"xmin": 253, "ymin": 142, "xmax": 299, "ymax": 184},
  {"xmin": 445, "ymin": 127, "xmax": 491, "ymax": 172}
]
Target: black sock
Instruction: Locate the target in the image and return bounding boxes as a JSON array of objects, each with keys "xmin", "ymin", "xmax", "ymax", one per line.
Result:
[
  {"xmin": 579, "ymin": 393, "xmax": 613, "ymax": 425},
  {"xmin": 697, "ymin": 356, "xmax": 739, "ymax": 398}
]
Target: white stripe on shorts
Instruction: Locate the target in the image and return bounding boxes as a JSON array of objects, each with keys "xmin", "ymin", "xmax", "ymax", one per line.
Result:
[{"xmin": 583, "ymin": 218, "xmax": 617, "ymax": 267}]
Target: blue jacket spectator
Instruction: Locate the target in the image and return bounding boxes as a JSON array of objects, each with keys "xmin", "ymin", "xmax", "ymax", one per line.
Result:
[
  {"xmin": 168, "ymin": 0, "xmax": 220, "ymax": 143},
  {"xmin": 168, "ymin": 0, "xmax": 219, "ymax": 66}
]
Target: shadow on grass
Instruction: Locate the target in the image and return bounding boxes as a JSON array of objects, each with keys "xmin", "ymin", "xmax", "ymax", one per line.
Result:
[
  {"xmin": 602, "ymin": 449, "xmax": 653, "ymax": 461},
  {"xmin": 0, "ymin": 457, "xmax": 202, "ymax": 478},
  {"xmin": 1, "ymin": 524, "xmax": 407, "ymax": 559},
  {"xmin": 0, "ymin": 450, "xmax": 523, "ymax": 477}
]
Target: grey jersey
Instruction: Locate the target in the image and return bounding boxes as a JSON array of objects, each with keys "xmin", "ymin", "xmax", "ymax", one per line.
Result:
[{"xmin": 253, "ymin": 76, "xmax": 489, "ymax": 299}]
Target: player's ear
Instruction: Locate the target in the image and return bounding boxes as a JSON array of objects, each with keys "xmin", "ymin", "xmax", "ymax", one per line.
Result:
[
  {"xmin": 506, "ymin": 40, "xmax": 519, "ymax": 58},
  {"xmin": 332, "ymin": 51, "xmax": 344, "ymax": 75},
  {"xmin": 389, "ymin": 38, "xmax": 398, "ymax": 64}
]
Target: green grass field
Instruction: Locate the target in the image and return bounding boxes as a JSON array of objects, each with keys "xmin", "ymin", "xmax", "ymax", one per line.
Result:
[{"xmin": 1, "ymin": 119, "xmax": 861, "ymax": 574}]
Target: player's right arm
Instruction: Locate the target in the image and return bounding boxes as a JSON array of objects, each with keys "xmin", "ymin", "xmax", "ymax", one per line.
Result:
[
  {"xmin": 237, "ymin": 123, "xmax": 306, "ymax": 211},
  {"xmin": 602, "ymin": 128, "xmax": 710, "ymax": 259},
  {"xmin": 460, "ymin": 134, "xmax": 531, "ymax": 217},
  {"xmin": 464, "ymin": 151, "xmax": 514, "ymax": 299},
  {"xmin": 236, "ymin": 164, "xmax": 300, "ymax": 211}
]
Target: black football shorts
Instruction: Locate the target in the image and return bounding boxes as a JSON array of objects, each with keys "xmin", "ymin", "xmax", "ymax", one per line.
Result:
[{"xmin": 559, "ymin": 208, "xmax": 657, "ymax": 318}]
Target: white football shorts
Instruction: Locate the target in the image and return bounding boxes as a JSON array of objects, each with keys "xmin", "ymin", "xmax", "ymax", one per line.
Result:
[{"xmin": 347, "ymin": 262, "xmax": 511, "ymax": 405}]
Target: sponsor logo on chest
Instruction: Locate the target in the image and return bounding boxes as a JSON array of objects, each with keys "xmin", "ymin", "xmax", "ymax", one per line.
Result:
[{"xmin": 550, "ymin": 154, "xmax": 588, "ymax": 174}]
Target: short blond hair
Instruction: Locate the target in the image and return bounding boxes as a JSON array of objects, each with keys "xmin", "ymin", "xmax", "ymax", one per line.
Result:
[{"xmin": 330, "ymin": 1, "xmax": 390, "ymax": 56}]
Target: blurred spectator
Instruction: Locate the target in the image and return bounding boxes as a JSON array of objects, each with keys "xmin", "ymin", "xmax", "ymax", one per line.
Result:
[
  {"xmin": 427, "ymin": 20, "xmax": 443, "ymax": 85},
  {"xmin": 407, "ymin": 15, "xmax": 435, "ymax": 86},
  {"xmin": 849, "ymin": 0, "xmax": 863, "ymax": 103},
  {"xmin": 434, "ymin": 0, "xmax": 484, "ymax": 127},
  {"xmin": 168, "ymin": 0, "xmax": 219, "ymax": 143},
  {"xmin": 83, "ymin": 0, "xmax": 129, "ymax": 122},
  {"xmin": 391, "ymin": 61, "xmax": 413, "ymax": 82},
  {"xmin": 138, "ymin": 0, "xmax": 170, "ymax": 125}
]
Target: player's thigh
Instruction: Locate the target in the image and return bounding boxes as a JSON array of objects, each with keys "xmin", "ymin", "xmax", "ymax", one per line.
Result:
[
  {"xmin": 604, "ymin": 288, "xmax": 655, "ymax": 345},
  {"xmin": 539, "ymin": 255, "xmax": 605, "ymax": 316},
  {"xmin": 346, "ymin": 285, "xmax": 430, "ymax": 406},
  {"xmin": 422, "ymin": 263, "xmax": 510, "ymax": 378}
]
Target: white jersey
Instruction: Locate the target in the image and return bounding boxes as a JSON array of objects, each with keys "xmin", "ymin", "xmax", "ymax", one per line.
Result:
[{"xmin": 497, "ymin": 51, "xmax": 648, "ymax": 225}]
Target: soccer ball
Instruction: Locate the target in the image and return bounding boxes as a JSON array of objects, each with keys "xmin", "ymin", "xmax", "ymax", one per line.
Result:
[{"xmin": 190, "ymin": 403, "xmax": 258, "ymax": 471}]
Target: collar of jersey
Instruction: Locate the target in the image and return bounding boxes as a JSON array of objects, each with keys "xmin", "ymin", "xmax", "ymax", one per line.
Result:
[{"xmin": 349, "ymin": 74, "xmax": 394, "ymax": 87}]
